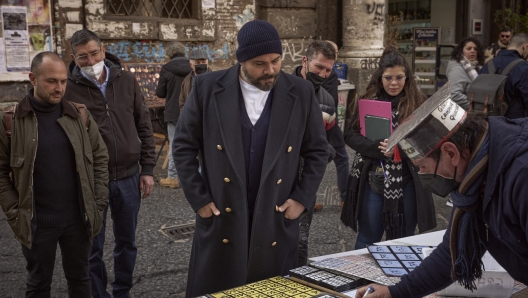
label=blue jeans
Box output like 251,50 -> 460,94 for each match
333,146 -> 349,201
354,180 -> 418,250
167,122 -> 178,179
22,221 -> 91,298
90,174 -> 141,298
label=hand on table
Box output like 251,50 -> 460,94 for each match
379,139 -> 394,158
277,198 -> 304,220
355,284 -> 392,298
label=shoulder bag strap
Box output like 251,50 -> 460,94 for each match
501,59 -> 525,76
487,59 -> 496,74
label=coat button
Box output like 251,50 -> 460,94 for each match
217,145 -> 223,150
222,239 -> 229,244
224,177 -> 231,183
287,146 -> 292,152
225,207 -> 232,212
271,241 -> 277,246
276,179 -> 282,184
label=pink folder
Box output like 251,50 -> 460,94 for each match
358,99 -> 393,137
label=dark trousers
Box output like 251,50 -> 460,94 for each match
354,180 -> 418,249
21,220 -> 91,298
297,199 -> 315,266
90,174 -> 141,298
333,145 -> 349,201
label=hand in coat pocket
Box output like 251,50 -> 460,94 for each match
278,198 -> 305,220
197,202 -> 220,219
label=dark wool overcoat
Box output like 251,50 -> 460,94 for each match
173,65 -> 329,297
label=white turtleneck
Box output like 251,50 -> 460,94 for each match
239,77 -> 270,125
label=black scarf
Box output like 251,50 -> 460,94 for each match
449,126 -> 489,290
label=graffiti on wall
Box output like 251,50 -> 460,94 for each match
343,0 -> 385,46
281,39 -> 306,63
106,42 -> 166,63
106,41 -> 232,63
185,43 -> 230,61
233,6 -> 255,30
276,15 -> 299,36
360,58 -> 380,69
365,0 -> 385,22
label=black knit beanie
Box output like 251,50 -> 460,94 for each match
236,20 -> 283,62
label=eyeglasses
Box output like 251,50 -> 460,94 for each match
382,75 -> 406,83
74,49 -> 102,63
500,35 -> 511,38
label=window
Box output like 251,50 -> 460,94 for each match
106,0 -> 196,19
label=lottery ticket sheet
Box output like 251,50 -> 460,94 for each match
367,245 -> 436,277
196,276 -> 342,298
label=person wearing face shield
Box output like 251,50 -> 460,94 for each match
292,40 -> 337,266
354,84 -> 528,297
479,33 -> 528,119
179,49 -> 211,113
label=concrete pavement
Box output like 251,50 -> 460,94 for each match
0,149 -> 452,297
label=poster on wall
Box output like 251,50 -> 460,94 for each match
0,0 -> 52,78
0,38 -> 6,73
1,5 -> 30,72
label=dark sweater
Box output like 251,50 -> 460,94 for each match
30,95 -> 81,228
240,89 -> 272,217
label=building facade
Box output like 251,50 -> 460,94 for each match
0,0 -> 524,102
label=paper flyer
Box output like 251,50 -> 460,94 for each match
2,6 -> 29,42
0,38 -> 7,73
1,6 -> 30,72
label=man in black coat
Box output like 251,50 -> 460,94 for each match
173,20 -> 328,297
292,40 -> 337,266
156,42 -> 192,189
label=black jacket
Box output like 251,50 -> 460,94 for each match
480,50 -> 528,119
174,65 -> 328,297
323,69 -> 346,147
156,56 -> 192,123
66,52 -> 156,180
292,66 -> 336,140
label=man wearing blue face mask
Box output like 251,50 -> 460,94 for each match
354,84 -> 528,297
65,29 -> 156,298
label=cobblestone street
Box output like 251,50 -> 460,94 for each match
0,149 -> 452,297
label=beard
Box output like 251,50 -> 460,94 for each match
240,64 -> 279,91
35,87 -> 63,105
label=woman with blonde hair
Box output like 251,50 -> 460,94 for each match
341,46 -> 436,249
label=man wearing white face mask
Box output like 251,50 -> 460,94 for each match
65,29 -> 156,298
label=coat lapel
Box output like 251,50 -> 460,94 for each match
260,71 -> 297,182
214,66 -> 247,191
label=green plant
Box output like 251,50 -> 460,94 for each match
494,5 -> 528,34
